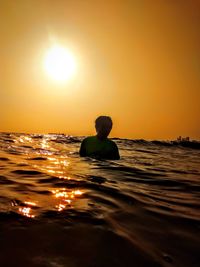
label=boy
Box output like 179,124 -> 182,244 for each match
79,116 -> 120,160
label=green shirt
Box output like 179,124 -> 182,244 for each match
80,136 -> 120,160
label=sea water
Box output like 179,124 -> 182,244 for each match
0,133 -> 199,267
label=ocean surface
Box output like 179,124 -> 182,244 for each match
0,132 -> 199,267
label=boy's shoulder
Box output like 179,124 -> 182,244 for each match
108,139 -> 118,147
82,136 -> 96,143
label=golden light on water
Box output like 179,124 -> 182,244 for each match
52,188 -> 83,212
14,135 -> 33,144
44,45 -> 76,82
13,188 -> 83,217
24,201 -> 36,206
73,190 -> 83,196
11,200 -> 37,218
41,138 -> 49,149
58,176 -> 71,180
19,207 -> 35,218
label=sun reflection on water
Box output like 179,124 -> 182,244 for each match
9,135 -> 82,216
41,138 -> 50,149
14,135 -> 33,144
12,188 -> 83,217
24,201 -> 37,206
58,176 -> 71,180
19,207 -> 35,218
32,155 -> 71,177
52,188 -> 83,212
12,200 -> 37,218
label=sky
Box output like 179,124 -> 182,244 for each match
0,0 -> 199,140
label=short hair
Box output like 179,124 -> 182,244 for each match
95,116 -> 113,128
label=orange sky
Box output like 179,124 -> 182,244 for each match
0,0 -> 199,140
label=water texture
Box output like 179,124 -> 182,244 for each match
0,133 -> 199,267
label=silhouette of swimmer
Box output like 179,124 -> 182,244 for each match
80,116 -> 120,160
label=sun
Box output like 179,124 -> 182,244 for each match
44,45 -> 76,82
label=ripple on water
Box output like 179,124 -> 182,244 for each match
27,157 -> 47,161
11,170 -> 44,176
0,175 -> 15,185
0,157 -> 10,161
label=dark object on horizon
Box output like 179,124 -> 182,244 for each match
79,116 -> 120,160
177,136 -> 190,142
173,136 -> 200,148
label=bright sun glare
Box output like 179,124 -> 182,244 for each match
44,45 -> 76,82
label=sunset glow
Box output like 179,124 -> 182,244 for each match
0,1 -> 199,139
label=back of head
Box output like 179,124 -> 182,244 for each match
95,116 -> 113,139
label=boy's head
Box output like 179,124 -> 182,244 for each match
95,116 -> 113,139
